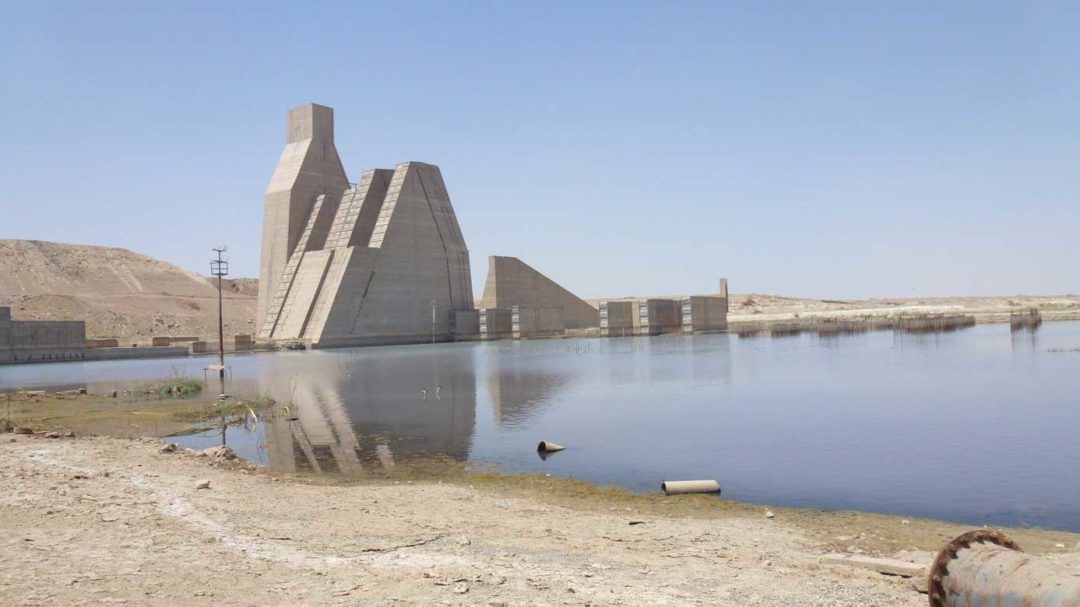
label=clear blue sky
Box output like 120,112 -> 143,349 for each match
2,1 -> 1078,299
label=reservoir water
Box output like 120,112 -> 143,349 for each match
3,322 -> 1079,531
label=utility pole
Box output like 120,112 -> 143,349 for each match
210,247 -> 229,381
431,298 -> 436,345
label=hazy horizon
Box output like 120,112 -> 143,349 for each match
2,1 -> 1078,300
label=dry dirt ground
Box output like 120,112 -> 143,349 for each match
3,434 -> 1079,607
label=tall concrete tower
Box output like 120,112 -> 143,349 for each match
257,103 -> 349,330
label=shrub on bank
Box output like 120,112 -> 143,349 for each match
157,377 -> 202,399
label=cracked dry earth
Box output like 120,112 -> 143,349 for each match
1,436 -> 923,606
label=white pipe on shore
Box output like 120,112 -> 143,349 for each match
661,480 -> 721,495
537,440 -> 565,453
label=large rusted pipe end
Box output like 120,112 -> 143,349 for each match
927,530 -> 1022,607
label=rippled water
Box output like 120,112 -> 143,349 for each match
3,322 -> 1079,530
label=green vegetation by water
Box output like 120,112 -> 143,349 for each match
156,377 -> 203,398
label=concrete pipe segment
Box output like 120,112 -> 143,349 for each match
928,530 -> 1080,607
660,480 -> 721,495
536,441 -> 565,453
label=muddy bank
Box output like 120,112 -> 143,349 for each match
2,433 -> 1079,606
1,390 -> 269,439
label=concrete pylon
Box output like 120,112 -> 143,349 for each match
477,256 -> 599,329
257,103 -> 349,330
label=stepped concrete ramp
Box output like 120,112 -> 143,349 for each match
477,256 -> 599,329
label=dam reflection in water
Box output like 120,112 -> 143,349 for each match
11,321 -> 1078,531
170,335 -> 735,474
254,348 -> 480,473
220,344 -> 580,473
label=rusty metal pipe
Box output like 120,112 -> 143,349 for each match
929,530 -> 1080,607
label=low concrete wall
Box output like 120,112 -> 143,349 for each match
512,306 -> 565,339
85,338 -> 120,348
152,336 -> 200,347
0,307 -> 88,364
84,346 -> 189,361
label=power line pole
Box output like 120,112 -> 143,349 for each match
431,298 -> 436,345
211,247 -> 229,381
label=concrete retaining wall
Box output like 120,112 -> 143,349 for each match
85,338 -> 120,348
450,310 -> 480,341
152,336 -> 199,346
512,306 -> 565,339
480,308 -> 513,341
637,299 -> 681,336
681,296 -> 728,332
0,307 -> 88,364
84,346 -> 189,361
599,301 -> 635,337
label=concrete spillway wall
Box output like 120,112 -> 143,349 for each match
478,256 -> 598,329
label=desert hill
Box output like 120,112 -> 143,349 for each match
0,240 -> 257,342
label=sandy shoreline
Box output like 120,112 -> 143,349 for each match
3,433 -> 1079,606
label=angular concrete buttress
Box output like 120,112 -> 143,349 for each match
477,256 -> 599,329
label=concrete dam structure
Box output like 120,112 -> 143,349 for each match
257,104 -> 473,347
477,256 -> 599,330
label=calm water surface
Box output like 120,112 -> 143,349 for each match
3,322 -> 1079,530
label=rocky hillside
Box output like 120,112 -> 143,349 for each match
0,240 -> 257,342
